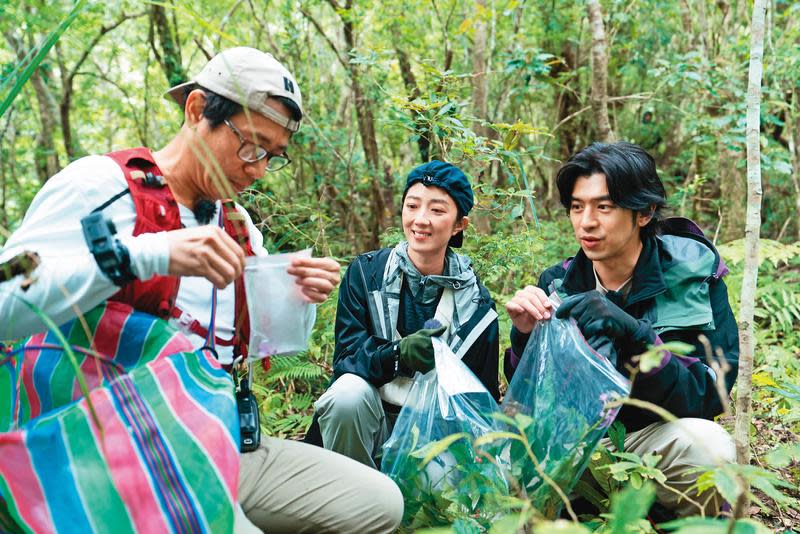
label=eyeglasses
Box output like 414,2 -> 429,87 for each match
224,119 -> 291,172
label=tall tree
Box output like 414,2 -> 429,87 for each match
586,0 -> 613,143
395,47 -> 432,162
56,12 -> 141,160
302,0 -> 389,247
787,89 -> 800,240
734,0 -> 767,486
471,0 -> 490,139
4,31 -> 61,182
149,1 -> 185,86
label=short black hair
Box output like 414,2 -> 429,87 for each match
556,141 -> 667,238
182,86 -> 302,129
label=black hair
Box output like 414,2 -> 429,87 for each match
400,188 -> 466,220
182,86 -> 302,128
556,141 -> 667,239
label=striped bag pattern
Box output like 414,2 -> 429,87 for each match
0,349 -> 240,533
0,300 -> 194,431
0,302 -> 240,533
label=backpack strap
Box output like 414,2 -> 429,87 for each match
105,148 -> 182,318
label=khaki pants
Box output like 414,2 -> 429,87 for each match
314,373 -> 394,469
599,418 -> 735,517
234,436 -> 403,533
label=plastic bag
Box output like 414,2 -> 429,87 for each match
381,338 -> 509,529
244,249 -> 313,358
500,298 -> 630,518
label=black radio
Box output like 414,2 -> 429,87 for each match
236,373 -> 261,453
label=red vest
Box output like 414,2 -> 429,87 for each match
105,147 -> 252,358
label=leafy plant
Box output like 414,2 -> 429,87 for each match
385,428 -> 512,531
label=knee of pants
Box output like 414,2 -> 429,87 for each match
316,373 -> 379,421
349,470 -> 405,533
660,418 -> 735,466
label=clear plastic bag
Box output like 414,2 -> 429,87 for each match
381,338 -> 509,528
244,249 -> 313,358
500,298 -> 630,518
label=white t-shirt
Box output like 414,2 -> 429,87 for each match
0,154 -> 313,363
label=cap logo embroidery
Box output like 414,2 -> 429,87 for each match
284,77 -> 294,93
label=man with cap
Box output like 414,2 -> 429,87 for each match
306,160 -> 500,468
0,47 -> 402,533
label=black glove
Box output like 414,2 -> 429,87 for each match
586,334 -> 619,367
398,326 -> 447,373
556,291 -> 655,356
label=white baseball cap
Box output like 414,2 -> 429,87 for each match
166,47 -> 303,132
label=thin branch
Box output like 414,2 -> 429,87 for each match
299,5 -> 348,69
216,0 -> 245,49
244,0 -> 279,56
699,334 -> 732,416
64,12 -> 145,91
194,37 -> 212,60
75,70 -> 146,144
549,93 -> 653,135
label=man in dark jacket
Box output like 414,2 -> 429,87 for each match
308,161 -> 500,469
505,142 -> 738,517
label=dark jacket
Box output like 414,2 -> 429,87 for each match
334,248 -> 500,400
506,220 -> 739,431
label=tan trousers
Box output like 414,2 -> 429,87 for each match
234,436 -> 403,533
600,418 -> 735,517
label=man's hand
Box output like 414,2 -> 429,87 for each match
505,285 -> 553,334
166,226 -> 245,289
399,326 -> 447,373
556,290 -> 655,354
286,256 -> 341,303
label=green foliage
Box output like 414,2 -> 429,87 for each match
659,517 -> 772,534
766,443 -> 800,469
0,0 -> 87,117
720,240 -> 800,348
717,239 -> 800,269
386,427 -> 511,531
693,463 -> 798,512
605,482 -> 657,534
2,0 -> 800,531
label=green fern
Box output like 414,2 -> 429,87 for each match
265,355 -> 327,382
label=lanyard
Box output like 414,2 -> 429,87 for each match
205,205 -> 224,350
203,206 -> 252,386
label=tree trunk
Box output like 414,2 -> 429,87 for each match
4,32 -> 61,182
718,143 -> 746,243
149,2 -> 186,87
734,0 -> 767,491
471,0 -> 490,139
395,48 -> 431,163
787,89 -> 800,240
57,13 -> 139,160
586,0 -> 614,143
29,73 -> 60,182
337,1 -> 387,247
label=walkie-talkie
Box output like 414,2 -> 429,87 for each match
236,368 -> 261,452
